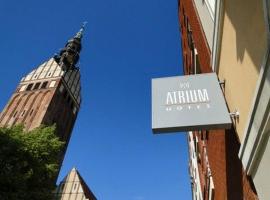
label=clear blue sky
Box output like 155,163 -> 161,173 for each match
0,0 -> 191,199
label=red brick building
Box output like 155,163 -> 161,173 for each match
178,0 -> 211,75
178,0 -> 258,199
0,27 -> 85,177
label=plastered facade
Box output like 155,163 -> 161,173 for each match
217,0 -> 267,141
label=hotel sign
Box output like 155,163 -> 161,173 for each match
152,73 -> 232,133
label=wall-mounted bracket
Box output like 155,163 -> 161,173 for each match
219,79 -> 226,89
230,110 -> 240,119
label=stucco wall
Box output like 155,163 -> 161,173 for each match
217,0 -> 267,141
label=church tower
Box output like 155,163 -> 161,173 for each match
0,25 -> 85,163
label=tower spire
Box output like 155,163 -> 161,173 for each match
75,21 -> 87,39
54,23 -> 87,71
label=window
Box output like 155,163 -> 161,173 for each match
67,96 -> 71,105
26,83 -> 34,91
70,102 -> 74,110
61,183 -> 65,191
41,81 -> 48,89
21,110 -> 26,117
181,24 -> 183,34
13,111 -> 18,117
190,53 -> 194,74
200,131 -> 204,140
49,81 -> 56,88
33,82 -> 41,90
186,17 -> 189,31
63,89 -> 68,99
19,85 -> 27,92
194,136 -> 200,162
190,48 -> 201,75
73,183 -> 77,190
185,54 -> 188,70
187,24 -> 194,50
29,109 -> 34,116
194,136 -> 197,153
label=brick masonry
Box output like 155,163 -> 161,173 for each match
178,0 -> 211,74
0,59 -> 81,179
178,0 -> 258,199
0,75 -> 78,142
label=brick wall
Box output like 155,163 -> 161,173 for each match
178,0 -> 258,199
0,75 -> 79,182
178,0 -> 211,75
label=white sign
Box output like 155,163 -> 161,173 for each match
152,73 -> 232,133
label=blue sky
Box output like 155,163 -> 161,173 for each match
0,0 -> 191,199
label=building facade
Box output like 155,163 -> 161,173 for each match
179,0 -> 270,199
54,168 -> 97,200
0,27 -> 84,177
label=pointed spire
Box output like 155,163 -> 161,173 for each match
54,23 -> 87,71
71,167 -> 77,171
75,21 -> 87,39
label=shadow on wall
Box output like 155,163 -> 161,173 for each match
225,129 -> 257,200
224,0 -> 267,73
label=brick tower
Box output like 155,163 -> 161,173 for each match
0,25 -> 84,166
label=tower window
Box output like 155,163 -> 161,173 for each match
61,183 -> 65,191
67,96 -> 71,105
33,82 -> 41,90
21,110 -> 26,117
26,83 -> 34,91
19,85 -> 27,92
49,81 -> 56,88
13,111 -> 18,117
41,81 -> 48,89
63,89 -> 68,99
183,8 -> 186,26
70,102 -> 74,110
29,109 -> 34,116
